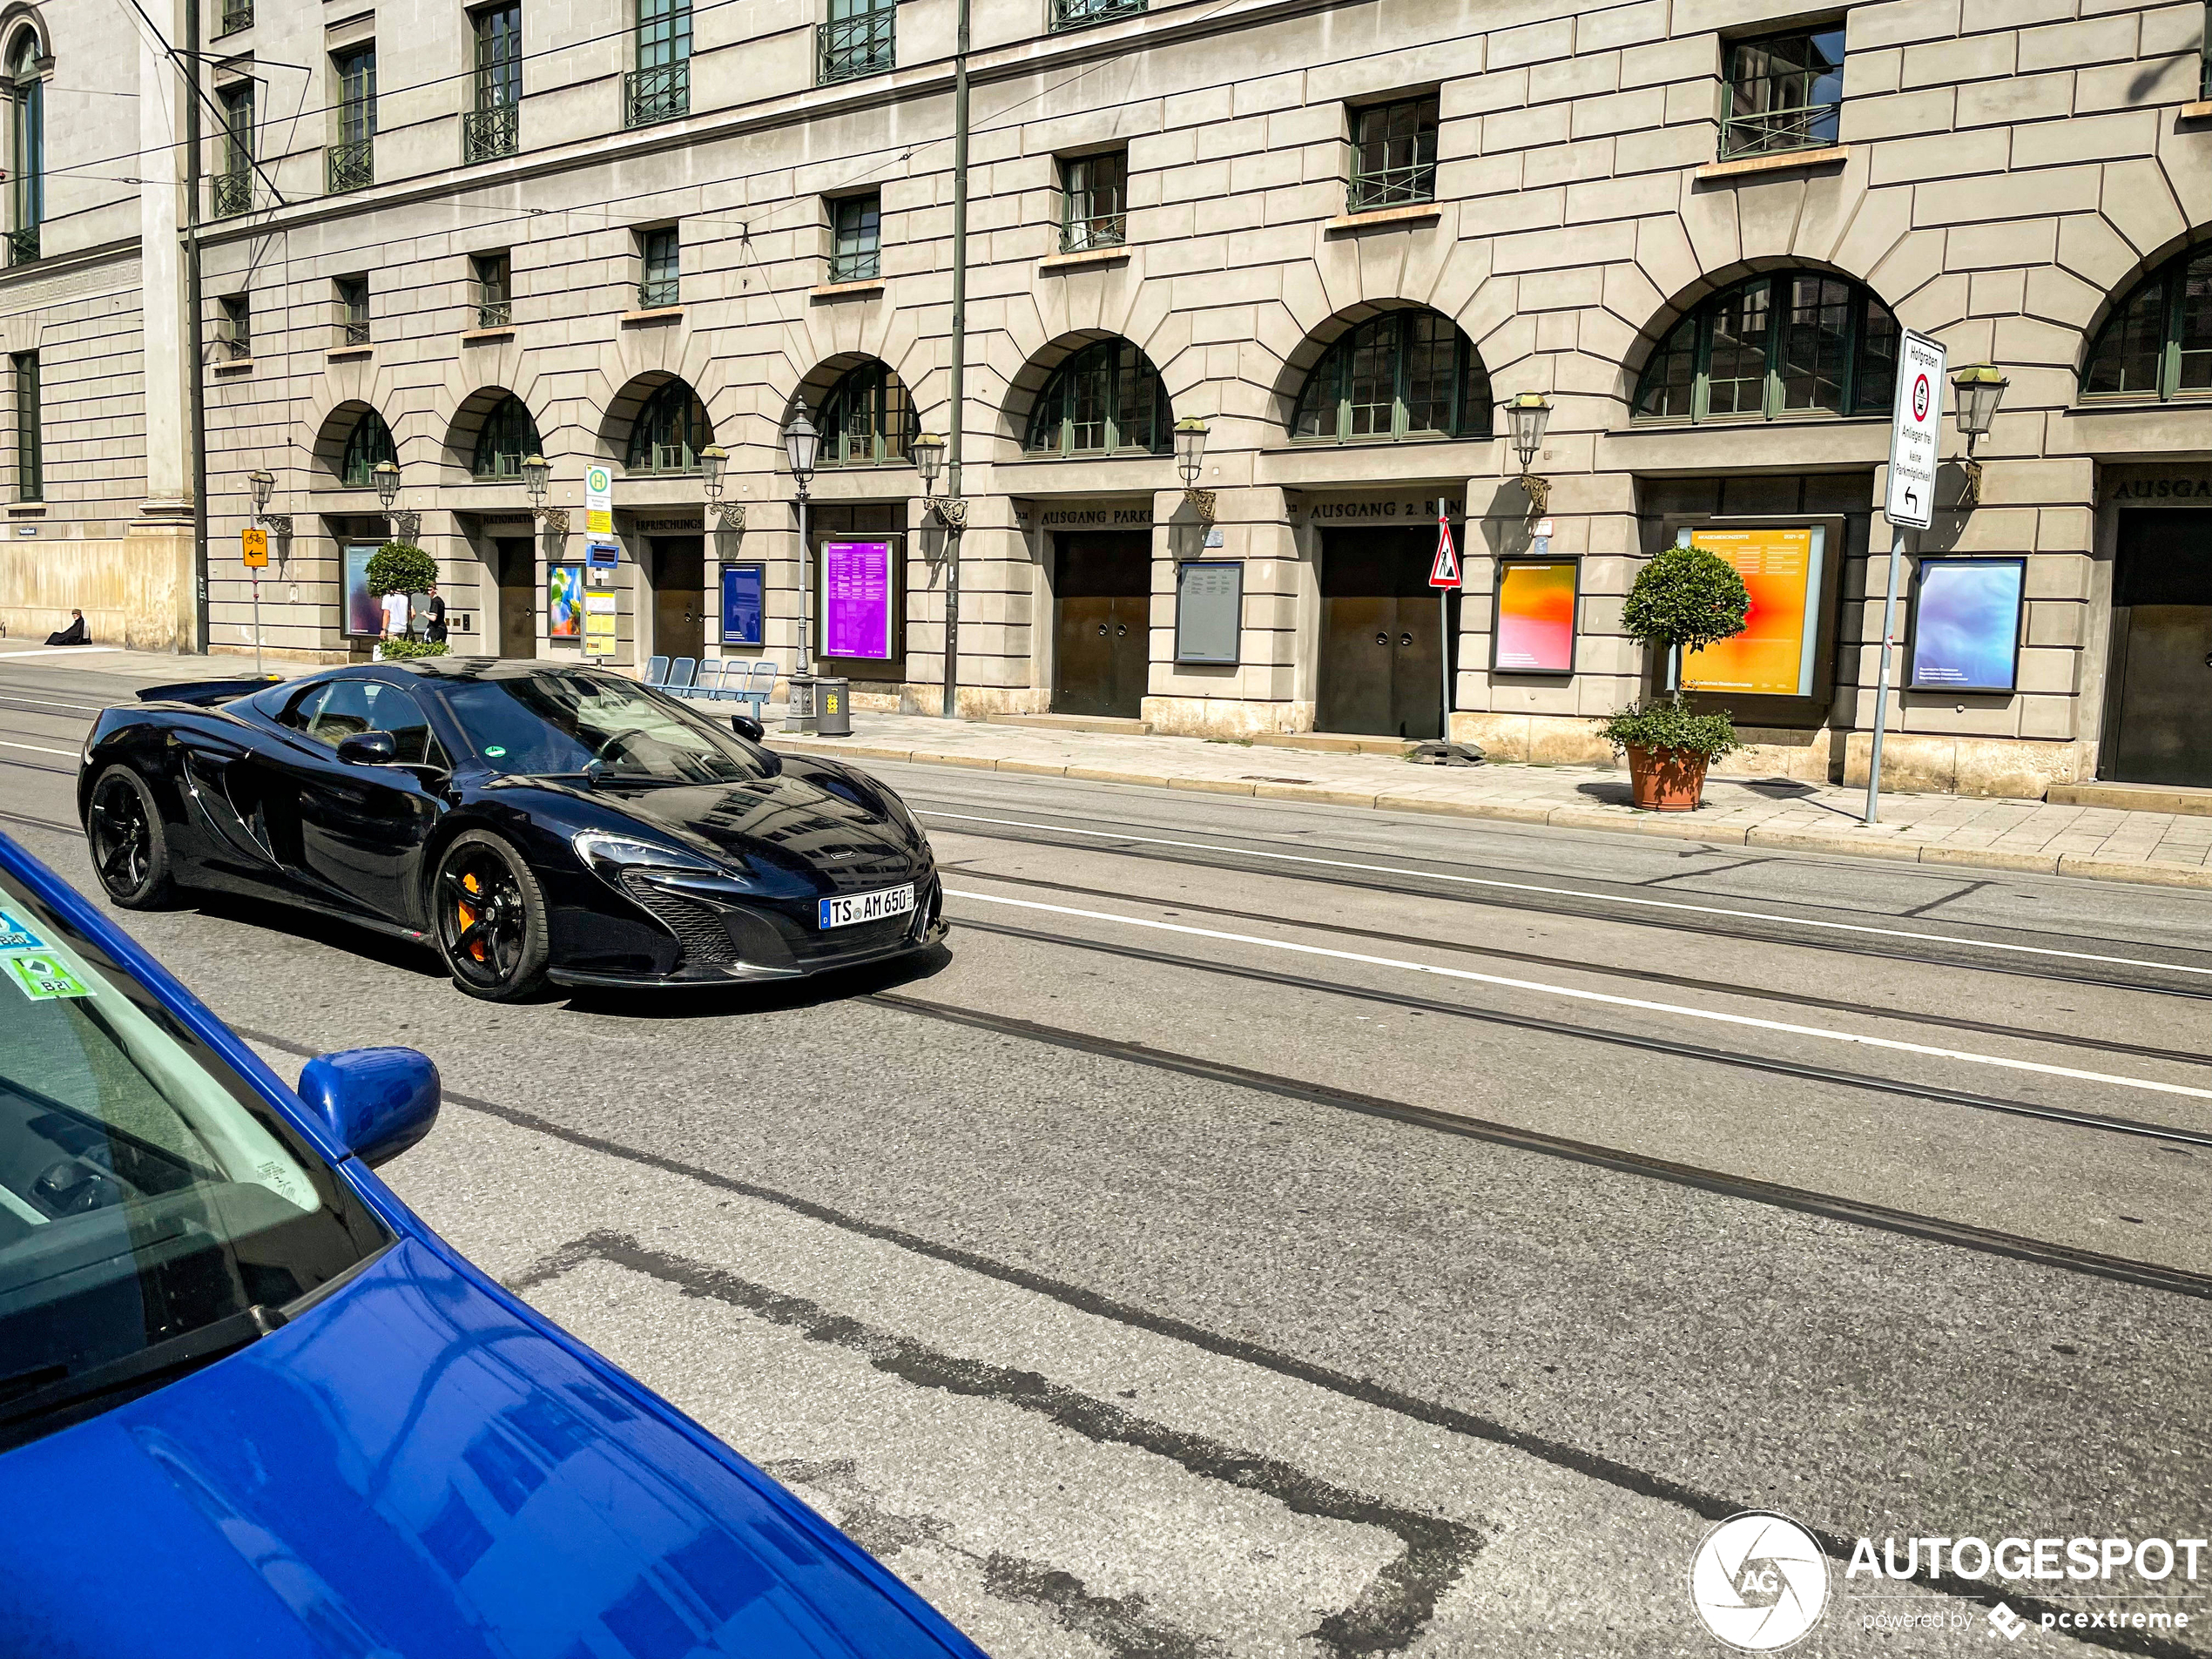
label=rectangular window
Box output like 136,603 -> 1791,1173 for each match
1049,0 -> 1144,30
829,194 -> 880,283
1703,280 -> 1771,417
328,44 -> 376,192
818,0 -> 894,85
628,0 -> 691,125
218,294 -> 251,359
1060,151 -> 1127,253
13,351 -> 38,502
1348,94 -> 1439,212
335,275 -> 369,347
215,0 -> 253,36
1723,26 -> 1845,158
212,82 -> 253,217
638,226 -> 678,308
465,3 -> 522,162
473,251 -> 512,328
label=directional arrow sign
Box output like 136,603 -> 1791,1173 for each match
1885,329 -> 1946,530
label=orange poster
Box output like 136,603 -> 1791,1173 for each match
1679,526 -> 1824,698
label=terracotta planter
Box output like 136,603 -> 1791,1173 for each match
1625,744 -> 1710,812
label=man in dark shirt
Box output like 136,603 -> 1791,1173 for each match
421,583 -> 448,645
44,610 -> 87,645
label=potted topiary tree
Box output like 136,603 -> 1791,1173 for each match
1597,543 -> 1751,811
364,542 -> 448,658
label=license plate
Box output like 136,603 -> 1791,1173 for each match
817,884 -> 915,929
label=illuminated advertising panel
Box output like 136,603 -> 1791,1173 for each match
1493,561 -> 1577,675
1680,526 -> 1825,698
1910,556 -> 2025,694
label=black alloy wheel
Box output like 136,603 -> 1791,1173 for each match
86,765 -> 176,908
432,831 -> 550,1001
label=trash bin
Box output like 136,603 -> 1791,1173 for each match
814,677 -> 852,737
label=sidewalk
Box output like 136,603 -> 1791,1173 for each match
770,712 -> 2212,891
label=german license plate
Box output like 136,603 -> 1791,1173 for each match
818,884 -> 915,929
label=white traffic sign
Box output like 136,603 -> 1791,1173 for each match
1885,330 -> 1946,529
1429,516 -> 1461,588
585,464 -> 613,536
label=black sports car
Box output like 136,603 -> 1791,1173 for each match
76,658 -> 946,1001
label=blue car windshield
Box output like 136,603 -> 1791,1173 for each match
439,671 -> 771,785
0,866 -> 390,1447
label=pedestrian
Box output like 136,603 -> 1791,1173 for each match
381,587 -> 410,643
420,583 -> 448,645
43,609 -> 88,646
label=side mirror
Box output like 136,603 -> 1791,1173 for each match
336,731 -> 398,766
297,1047 -> 441,1167
730,714 -> 765,744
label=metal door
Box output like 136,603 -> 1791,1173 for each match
652,536 -> 706,664
1317,527 -> 1444,739
495,536 -> 536,658
2108,512 -> 2212,787
1053,531 -> 1150,719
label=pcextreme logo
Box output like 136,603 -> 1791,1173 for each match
1689,1512 -> 1831,1651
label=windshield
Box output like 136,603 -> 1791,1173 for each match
0,863 -> 390,1445
440,671 -> 772,785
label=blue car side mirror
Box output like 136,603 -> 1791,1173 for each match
297,1047 -> 441,1167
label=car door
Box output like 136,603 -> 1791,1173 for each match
168,681 -> 327,896
290,678 -> 448,929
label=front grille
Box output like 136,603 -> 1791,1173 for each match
621,873 -> 735,970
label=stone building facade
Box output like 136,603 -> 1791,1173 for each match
7,0 -> 2212,799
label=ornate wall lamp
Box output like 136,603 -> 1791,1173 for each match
698,444 -> 745,530
521,453 -> 569,533
1504,393 -> 1553,521
1174,417 -> 1213,523
1949,364 -> 2009,508
909,431 -> 968,529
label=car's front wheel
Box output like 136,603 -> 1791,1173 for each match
431,831 -> 550,1001
85,764 -> 178,909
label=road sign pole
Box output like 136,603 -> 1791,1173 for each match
1870,328 -> 1946,826
1437,501 -> 1451,743
1864,524 -> 1905,826
251,568 -> 262,678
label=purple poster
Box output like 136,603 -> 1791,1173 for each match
822,539 -> 893,660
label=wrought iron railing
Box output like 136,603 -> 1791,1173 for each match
817,10 -> 894,84
222,334 -> 252,361
1348,156 -> 1435,211
1050,0 -> 1143,29
1720,99 -> 1840,158
624,63 -> 688,126
326,139 -> 374,193
341,314 -> 370,347
476,299 -> 512,328
210,172 -> 251,219
462,105 -> 518,164
1062,209 -> 1126,253
637,275 -> 679,309
828,246 -> 880,284
4,227 -> 37,266
217,0 -> 252,33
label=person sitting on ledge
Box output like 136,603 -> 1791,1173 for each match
44,610 -> 87,646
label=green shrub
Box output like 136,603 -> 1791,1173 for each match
365,542 -> 438,598
378,637 -> 449,660
1597,696 -> 1743,761
1622,544 -> 1750,656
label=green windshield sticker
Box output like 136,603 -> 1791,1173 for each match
6,954 -> 92,1001
484,746 -> 507,757
0,911 -> 46,952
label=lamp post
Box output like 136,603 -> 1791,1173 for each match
1950,363 -> 2009,508
1505,393 -> 1554,521
784,412 -> 819,733
1173,417 -> 1213,523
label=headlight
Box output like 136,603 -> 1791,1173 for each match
570,831 -> 721,885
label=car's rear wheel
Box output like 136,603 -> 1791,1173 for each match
85,765 -> 177,909
432,831 -> 550,1001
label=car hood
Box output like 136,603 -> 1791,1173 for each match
0,1238 -> 974,1659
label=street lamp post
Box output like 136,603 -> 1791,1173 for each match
785,412 -> 819,733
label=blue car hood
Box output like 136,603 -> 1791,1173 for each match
0,1238 -> 968,1659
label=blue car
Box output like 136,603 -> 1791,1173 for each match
0,829 -> 985,1657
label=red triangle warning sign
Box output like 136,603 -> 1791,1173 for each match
1430,518 -> 1461,588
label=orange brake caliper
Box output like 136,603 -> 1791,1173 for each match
458,872 -> 485,962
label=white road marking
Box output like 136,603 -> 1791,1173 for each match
0,645 -> 125,660
942,887 -> 2212,1105
921,809 -> 2212,978
0,738 -> 78,758
0,693 -> 105,713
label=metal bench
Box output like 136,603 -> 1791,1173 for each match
684,658 -> 726,700
664,657 -> 698,696
644,655 -> 670,687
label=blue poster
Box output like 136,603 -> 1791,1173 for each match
720,563 -> 764,646
1910,557 -> 2025,694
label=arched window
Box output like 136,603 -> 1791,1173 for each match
624,380 -> 710,473
2081,245 -> 2212,401
1024,339 -> 1170,456
472,394 -> 541,477
8,30 -> 42,264
1291,311 -> 1491,442
341,408 -> 396,488
1634,271 -> 1898,422
818,361 -> 913,466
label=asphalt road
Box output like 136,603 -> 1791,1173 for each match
6,650 -> 2212,1658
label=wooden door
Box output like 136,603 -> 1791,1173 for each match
651,536 -> 706,664
1317,528 -> 1444,740
1052,532 -> 1151,719
495,537 -> 536,658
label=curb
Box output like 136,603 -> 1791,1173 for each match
768,738 -> 2212,893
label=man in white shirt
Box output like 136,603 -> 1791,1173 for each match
381,589 -> 411,642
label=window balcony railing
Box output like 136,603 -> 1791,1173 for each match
462,105 -> 518,164
340,315 -> 370,347
326,139 -> 374,194
210,171 -> 251,219
828,247 -> 880,284
1348,158 -> 1436,212
637,275 -> 680,309
216,0 -> 252,34
1720,99 -> 1841,158
4,227 -> 37,266
1050,0 -> 1143,29
1061,210 -> 1126,253
476,299 -> 512,329
624,62 -> 688,127
817,10 -> 894,85
221,334 -> 252,361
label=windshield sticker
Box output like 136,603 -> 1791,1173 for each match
0,910 -> 46,951
6,954 -> 93,1001
484,745 -> 507,757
